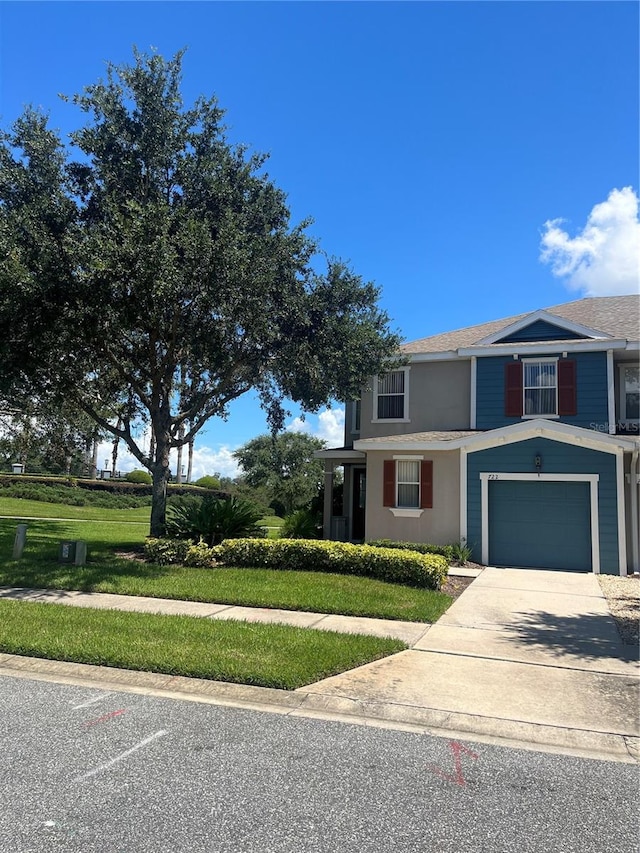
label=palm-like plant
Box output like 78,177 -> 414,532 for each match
166,495 -> 264,546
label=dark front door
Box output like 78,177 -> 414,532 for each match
352,467 -> 366,541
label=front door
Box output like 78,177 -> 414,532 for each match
352,467 -> 366,541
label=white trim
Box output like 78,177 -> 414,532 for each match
405,340 -> 637,362
630,450 -> 639,574
479,472 -> 600,573
406,351 -> 459,362
470,356 -> 477,429
314,450 -> 366,460
392,454 -> 423,461
607,351 -> 615,434
372,366 -> 411,423
388,508 -> 424,518
475,309 -> 614,345
616,449 -> 627,576
458,339 -> 628,358
460,447 -> 467,542
354,418 -> 640,454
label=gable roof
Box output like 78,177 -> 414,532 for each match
402,295 -> 640,355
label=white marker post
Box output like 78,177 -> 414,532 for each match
12,524 -> 27,559
74,540 -> 88,566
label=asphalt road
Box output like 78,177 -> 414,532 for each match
0,675 -> 637,853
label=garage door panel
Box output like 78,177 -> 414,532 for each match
489,480 -> 591,571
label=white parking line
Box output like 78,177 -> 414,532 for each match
73,730 -> 168,782
72,693 -> 114,710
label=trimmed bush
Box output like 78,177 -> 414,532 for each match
124,469 -> 153,484
215,538 -> 448,590
368,539 -> 455,562
144,538 -> 218,568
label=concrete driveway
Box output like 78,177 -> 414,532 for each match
298,568 -> 640,761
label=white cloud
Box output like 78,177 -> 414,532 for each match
539,187 -> 640,296
97,439 -> 241,481
286,406 -> 345,447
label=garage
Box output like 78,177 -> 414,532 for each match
488,479 -> 592,571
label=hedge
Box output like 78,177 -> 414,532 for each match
215,538 -> 448,590
0,474 -> 228,499
367,539 -> 455,562
144,538 -> 218,568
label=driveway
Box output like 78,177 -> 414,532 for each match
297,568 -> 639,761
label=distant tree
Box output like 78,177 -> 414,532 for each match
0,50 -> 400,536
233,432 -> 326,515
0,398 -> 105,476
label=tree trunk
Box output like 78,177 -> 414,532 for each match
149,429 -> 171,537
175,424 -> 184,483
111,420 -> 121,476
187,436 -> 194,483
91,436 -> 99,479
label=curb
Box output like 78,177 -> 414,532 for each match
0,653 -> 636,765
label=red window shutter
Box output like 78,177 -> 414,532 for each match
383,460 -> 396,507
420,460 -> 433,509
505,362 -> 523,417
558,359 -> 577,416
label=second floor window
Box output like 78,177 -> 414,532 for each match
523,359 -> 557,416
375,369 -> 409,420
620,364 -> 640,423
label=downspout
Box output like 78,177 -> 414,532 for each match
607,350 -> 615,434
631,449 -> 639,575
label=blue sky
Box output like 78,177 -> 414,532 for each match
1,1 -> 638,476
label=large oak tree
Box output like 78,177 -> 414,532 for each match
0,51 -> 400,535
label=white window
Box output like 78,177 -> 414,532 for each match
523,359 -> 557,416
373,368 -> 410,421
396,460 -> 420,508
619,364 -> 640,424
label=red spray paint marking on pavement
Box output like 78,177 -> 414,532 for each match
84,709 -> 126,727
428,740 -> 479,787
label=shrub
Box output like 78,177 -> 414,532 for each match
144,538 -> 218,568
144,538 -> 191,566
215,539 -> 448,590
450,538 -> 473,566
165,495 -> 264,546
125,469 -> 153,485
368,539 -> 455,562
194,475 -> 221,490
280,509 -> 321,539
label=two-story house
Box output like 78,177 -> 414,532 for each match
317,295 -> 640,575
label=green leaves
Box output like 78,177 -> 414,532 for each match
1,49 -> 400,536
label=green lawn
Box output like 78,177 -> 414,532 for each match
0,511 -> 452,622
0,497 -> 150,523
0,599 -> 405,689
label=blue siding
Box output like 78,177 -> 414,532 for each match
500,320 -> 584,343
466,438 -> 619,574
476,351 -> 609,430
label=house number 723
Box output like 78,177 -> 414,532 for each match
488,474 -> 499,480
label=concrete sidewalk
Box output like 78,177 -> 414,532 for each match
0,586 -> 436,645
0,568 -> 637,762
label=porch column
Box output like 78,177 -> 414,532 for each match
323,462 -> 335,540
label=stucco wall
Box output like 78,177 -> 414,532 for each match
364,449 -> 461,545
358,360 -> 471,440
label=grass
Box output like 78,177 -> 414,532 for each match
0,513 -> 453,622
0,599 -> 405,689
0,497 -> 151,523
